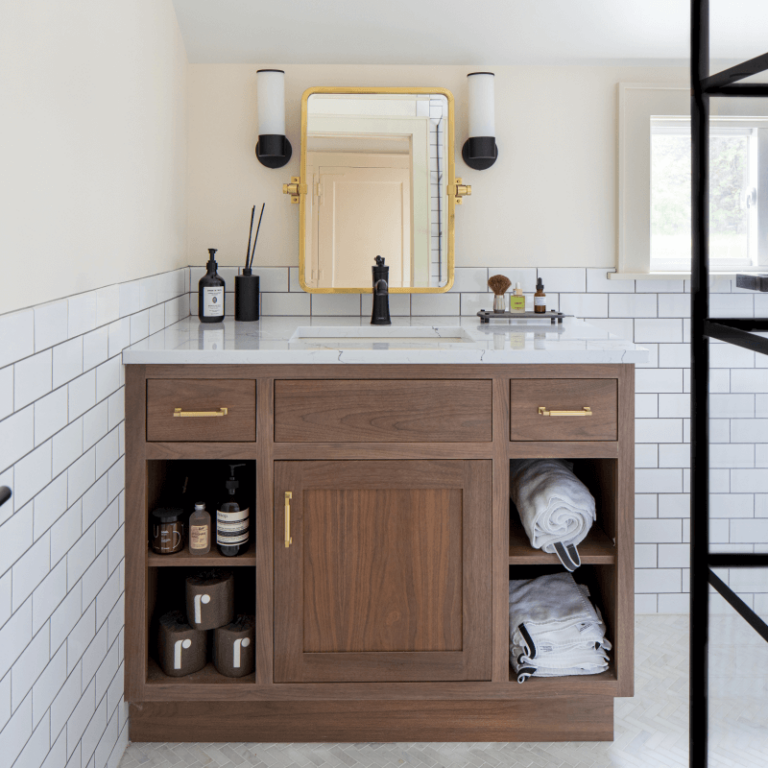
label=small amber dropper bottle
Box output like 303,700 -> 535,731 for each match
534,278 -> 546,314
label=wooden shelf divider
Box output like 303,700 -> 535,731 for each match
147,539 -> 256,567
508,522 -> 615,565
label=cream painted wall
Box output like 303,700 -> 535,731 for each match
0,0 -> 188,315
186,63 -> 692,271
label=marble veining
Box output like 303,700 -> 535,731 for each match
122,315 -> 649,365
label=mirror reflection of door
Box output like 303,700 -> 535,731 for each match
308,154 -> 411,288
303,93 -> 449,290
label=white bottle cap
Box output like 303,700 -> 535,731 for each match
515,282 -> 521,289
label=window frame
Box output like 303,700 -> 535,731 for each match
617,83 -> 768,277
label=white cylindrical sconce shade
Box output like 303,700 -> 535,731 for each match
257,69 -> 286,135
463,72 -> 498,170
255,69 -> 292,168
467,72 -> 495,137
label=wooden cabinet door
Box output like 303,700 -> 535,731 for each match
274,460 -> 492,683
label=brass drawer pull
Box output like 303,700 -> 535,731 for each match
173,407 -> 228,418
285,492 -> 293,548
538,406 -> 592,417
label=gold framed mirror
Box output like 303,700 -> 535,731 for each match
291,87 -> 461,293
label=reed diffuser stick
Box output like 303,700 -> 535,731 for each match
245,205 -> 256,269
248,203 -> 266,270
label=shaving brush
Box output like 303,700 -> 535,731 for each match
488,274 -> 512,313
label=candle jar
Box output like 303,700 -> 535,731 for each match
150,508 -> 184,554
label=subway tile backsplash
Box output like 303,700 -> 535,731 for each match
0,268 -> 187,768
0,263 -> 766,767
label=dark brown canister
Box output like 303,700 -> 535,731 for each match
213,615 -> 255,677
157,610 -> 207,677
185,569 -> 235,630
150,508 -> 184,554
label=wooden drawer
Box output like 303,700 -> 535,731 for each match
274,380 -> 493,442
510,379 -> 617,441
146,379 -> 256,442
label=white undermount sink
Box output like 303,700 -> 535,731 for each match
289,325 -> 474,347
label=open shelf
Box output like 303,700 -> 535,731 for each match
147,538 -> 256,567
508,520 -> 615,565
146,657 -> 255,686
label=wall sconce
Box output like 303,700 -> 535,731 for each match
462,72 -> 498,170
255,69 -> 292,169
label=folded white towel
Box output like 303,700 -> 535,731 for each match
509,573 -> 611,683
510,459 -> 596,571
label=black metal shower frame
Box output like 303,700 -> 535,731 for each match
690,2 -> 768,766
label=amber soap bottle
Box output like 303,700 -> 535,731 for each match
534,278 -> 546,314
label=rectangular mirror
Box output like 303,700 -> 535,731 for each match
299,87 -> 455,292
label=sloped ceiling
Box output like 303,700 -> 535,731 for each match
172,0 -> 768,65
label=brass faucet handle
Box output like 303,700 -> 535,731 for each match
452,178 -> 472,205
282,177 -> 304,204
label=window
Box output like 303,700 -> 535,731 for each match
651,119 -> 764,271
618,83 -> 768,275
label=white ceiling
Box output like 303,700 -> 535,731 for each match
172,0 -> 768,65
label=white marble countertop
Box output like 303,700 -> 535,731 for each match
122,316 -> 648,365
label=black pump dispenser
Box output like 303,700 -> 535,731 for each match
226,463 -> 246,495
199,248 -> 226,323
217,463 -> 249,557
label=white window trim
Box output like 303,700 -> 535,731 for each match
615,82 -> 768,279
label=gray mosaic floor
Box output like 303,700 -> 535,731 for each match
120,614 -> 767,768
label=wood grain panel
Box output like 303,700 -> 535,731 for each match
124,365 -> 147,702
146,379 -> 256,442
274,380 -> 492,442
256,378 -> 275,685
510,379 -> 617,441
136,668 -> 619,702
275,460 -> 491,683
507,441 -> 618,459
616,364 -> 635,696
129,697 -> 614,742
491,377 -> 511,682
303,488 -> 462,653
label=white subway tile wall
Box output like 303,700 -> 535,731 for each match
2,263 -> 766,768
0,269 -> 188,768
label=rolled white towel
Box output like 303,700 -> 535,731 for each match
510,459 -> 596,571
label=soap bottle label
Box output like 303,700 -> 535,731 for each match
217,507 -> 249,546
203,287 -> 224,317
509,295 -> 525,312
190,525 -> 209,551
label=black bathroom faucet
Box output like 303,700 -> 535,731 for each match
370,255 -> 391,325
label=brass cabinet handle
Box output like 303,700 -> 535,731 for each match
538,406 -> 592,417
284,492 -> 293,548
173,407 -> 228,418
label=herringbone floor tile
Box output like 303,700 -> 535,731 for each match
121,615 -> 767,768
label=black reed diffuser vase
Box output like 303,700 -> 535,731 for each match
235,270 -> 259,321
199,249 -> 225,323
236,204 -> 264,322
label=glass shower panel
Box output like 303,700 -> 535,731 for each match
707,568 -> 768,766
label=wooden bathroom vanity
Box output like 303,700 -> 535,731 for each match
123,317 -> 641,742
